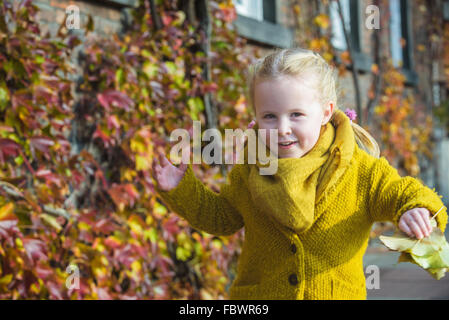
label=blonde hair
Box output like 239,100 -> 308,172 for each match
246,47 -> 380,158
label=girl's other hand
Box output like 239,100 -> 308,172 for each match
398,208 -> 433,239
151,151 -> 188,192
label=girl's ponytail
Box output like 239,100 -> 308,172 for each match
350,122 -> 380,158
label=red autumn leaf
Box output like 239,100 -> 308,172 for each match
93,218 -> 117,234
162,14 -> 172,25
0,220 -> 21,245
95,169 -> 108,189
97,90 -> 133,111
35,168 -> 62,187
130,242 -> 147,258
162,216 -> 180,242
104,236 -> 122,249
29,136 -> 54,154
35,263 -> 53,280
92,126 -> 114,148
97,287 -> 112,300
71,169 -> 85,186
107,115 -> 120,130
23,238 -> 48,263
34,85 -> 56,104
46,281 -> 64,300
203,82 -> 218,93
115,244 -> 136,268
108,183 -> 139,209
0,138 -> 21,164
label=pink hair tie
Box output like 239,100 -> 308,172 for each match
248,119 -> 256,129
344,108 -> 357,124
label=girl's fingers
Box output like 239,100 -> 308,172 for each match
399,219 -> 413,237
151,157 -> 162,177
159,152 -> 171,167
412,211 -> 430,237
408,217 -> 424,239
419,209 -> 432,234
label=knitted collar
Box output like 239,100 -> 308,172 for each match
243,109 -> 355,234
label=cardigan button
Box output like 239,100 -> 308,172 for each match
288,274 -> 298,286
290,244 -> 297,254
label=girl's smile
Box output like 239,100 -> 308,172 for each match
278,141 -> 298,149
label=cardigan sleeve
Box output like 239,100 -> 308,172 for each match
154,163 -> 245,236
368,156 -> 448,233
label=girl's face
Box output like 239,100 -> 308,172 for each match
254,75 -> 333,159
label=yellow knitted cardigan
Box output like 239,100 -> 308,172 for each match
154,110 -> 448,300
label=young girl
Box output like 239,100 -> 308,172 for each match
151,48 -> 448,300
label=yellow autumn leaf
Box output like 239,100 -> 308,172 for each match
0,202 -> 15,221
314,14 -> 329,29
135,154 -> 151,171
40,213 -> 62,232
176,246 -> 191,261
0,274 -> 13,286
379,218 -> 449,279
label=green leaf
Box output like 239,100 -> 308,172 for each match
143,61 -> 158,79
165,61 -> 176,75
14,155 -> 23,166
35,55 -> 45,65
116,68 -> 124,86
187,97 -> 204,121
0,84 -> 9,111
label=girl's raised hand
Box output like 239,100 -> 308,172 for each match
398,208 -> 433,239
151,151 -> 188,192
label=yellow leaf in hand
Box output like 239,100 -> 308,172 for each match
379,218 -> 449,280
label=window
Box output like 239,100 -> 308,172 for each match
233,0 -> 276,23
330,0 -> 350,50
234,0 -> 263,21
444,0 -> 449,21
330,0 -> 360,52
389,0 -> 412,70
232,0 -> 293,48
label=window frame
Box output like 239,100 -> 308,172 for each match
103,0 -> 137,7
330,0 -> 372,73
389,0 -> 417,86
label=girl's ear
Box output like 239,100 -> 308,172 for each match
322,101 -> 334,125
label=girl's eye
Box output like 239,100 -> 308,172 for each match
263,114 -> 275,119
292,112 -> 303,117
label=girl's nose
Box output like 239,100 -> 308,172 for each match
278,119 -> 292,136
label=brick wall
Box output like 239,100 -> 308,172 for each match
33,0 -> 128,38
